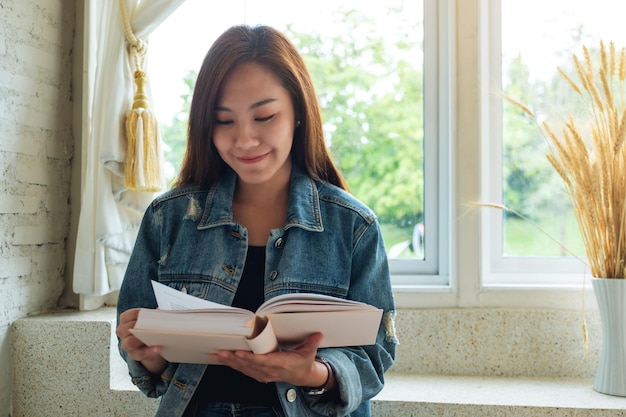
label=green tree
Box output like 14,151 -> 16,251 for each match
287,7 -> 423,229
160,70 -> 196,185
501,38 -> 595,256
502,54 -> 553,219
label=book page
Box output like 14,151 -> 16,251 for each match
130,328 -> 257,364
268,309 -> 382,348
257,292 -> 377,315
134,308 -> 253,335
151,280 -> 231,310
245,317 -> 279,354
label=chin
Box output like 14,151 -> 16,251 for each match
233,158 -> 291,186
236,170 -> 274,185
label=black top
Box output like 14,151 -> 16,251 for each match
192,245 -> 280,407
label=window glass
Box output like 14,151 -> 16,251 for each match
150,0 -> 426,263
500,0 -> 626,258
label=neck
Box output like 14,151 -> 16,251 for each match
231,165 -> 292,246
235,180 -> 289,207
234,166 -> 291,208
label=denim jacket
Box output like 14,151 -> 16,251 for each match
117,164 -> 397,417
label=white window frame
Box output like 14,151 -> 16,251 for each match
477,0 -> 593,309
481,0 -> 587,288
397,0 -> 595,310
392,0 -> 454,307
390,0 -> 451,289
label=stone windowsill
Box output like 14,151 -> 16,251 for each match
11,307 -> 626,417
374,373 -> 626,416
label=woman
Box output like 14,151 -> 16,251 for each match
116,24 -> 397,417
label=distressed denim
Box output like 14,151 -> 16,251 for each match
117,164 -> 398,417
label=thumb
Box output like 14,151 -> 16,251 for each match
298,332 -> 324,352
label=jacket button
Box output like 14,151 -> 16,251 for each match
274,237 -> 284,248
286,388 -> 297,402
269,270 -> 278,280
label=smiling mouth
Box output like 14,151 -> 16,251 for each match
238,153 -> 269,164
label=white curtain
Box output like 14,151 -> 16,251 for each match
73,0 -> 186,296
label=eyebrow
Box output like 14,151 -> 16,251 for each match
215,98 -> 278,112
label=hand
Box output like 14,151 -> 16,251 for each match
116,308 -> 168,374
208,333 -> 330,388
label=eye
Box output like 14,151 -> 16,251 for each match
256,114 -> 276,123
215,119 -> 233,126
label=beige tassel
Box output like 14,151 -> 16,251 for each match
119,0 -> 164,192
124,70 -> 164,191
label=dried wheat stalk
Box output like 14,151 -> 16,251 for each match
522,41 -> 626,278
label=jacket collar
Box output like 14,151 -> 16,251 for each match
198,163 -> 324,232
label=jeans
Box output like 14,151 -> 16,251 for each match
183,402 -> 284,417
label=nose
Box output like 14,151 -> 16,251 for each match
234,120 -> 260,149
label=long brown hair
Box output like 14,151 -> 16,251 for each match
173,25 -> 348,191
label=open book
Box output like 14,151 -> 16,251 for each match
129,281 -> 383,364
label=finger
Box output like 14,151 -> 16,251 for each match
121,334 -> 146,351
119,308 -> 140,323
116,322 -> 135,339
121,335 -> 162,361
306,332 -> 325,347
117,310 -> 138,334
212,350 -> 270,376
294,332 -> 324,354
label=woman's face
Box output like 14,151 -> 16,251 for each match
212,62 -> 296,187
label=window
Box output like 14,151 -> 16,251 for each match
149,0 -> 449,288
118,0 -> 626,308
485,0 -> 626,286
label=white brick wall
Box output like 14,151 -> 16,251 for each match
0,0 -> 75,415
